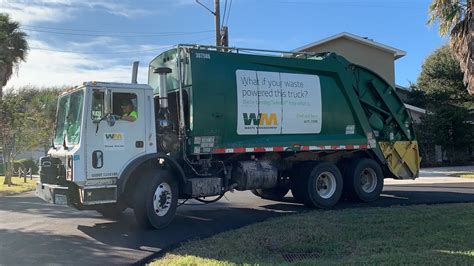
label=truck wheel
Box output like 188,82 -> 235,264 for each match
251,189 -> 262,197
254,187 -> 290,201
292,162 -> 343,208
343,158 -> 383,202
133,170 -> 178,229
96,202 -> 127,220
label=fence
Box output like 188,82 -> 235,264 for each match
12,168 -> 33,183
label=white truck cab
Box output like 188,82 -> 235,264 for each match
37,82 -> 156,208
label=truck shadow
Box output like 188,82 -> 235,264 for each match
77,206 -> 292,254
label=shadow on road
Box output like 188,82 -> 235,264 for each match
0,228 -> 135,265
77,206 -> 289,253
0,194 -> 90,219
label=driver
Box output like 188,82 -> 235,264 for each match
120,99 -> 138,122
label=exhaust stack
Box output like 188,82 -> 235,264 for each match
154,67 -> 172,110
131,61 -> 139,84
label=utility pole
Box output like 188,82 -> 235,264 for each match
196,0 -> 228,47
214,0 -> 221,46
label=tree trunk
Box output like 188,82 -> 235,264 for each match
3,146 -> 12,186
0,82 -> 8,185
450,2 -> 473,94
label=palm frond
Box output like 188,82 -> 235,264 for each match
0,13 -> 29,87
428,0 -> 465,35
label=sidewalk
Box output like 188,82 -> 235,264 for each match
385,165 -> 474,185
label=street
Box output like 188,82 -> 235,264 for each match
0,167 -> 473,265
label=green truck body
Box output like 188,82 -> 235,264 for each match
149,46 -> 419,180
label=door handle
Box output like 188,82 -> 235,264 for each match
92,150 -> 103,169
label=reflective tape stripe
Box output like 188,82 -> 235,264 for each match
209,144 -> 369,154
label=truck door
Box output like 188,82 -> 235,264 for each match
86,87 -> 147,180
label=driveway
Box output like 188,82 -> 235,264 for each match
0,166 -> 473,265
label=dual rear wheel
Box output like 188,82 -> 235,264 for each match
343,158 -> 384,202
291,161 -> 344,208
290,159 -> 383,208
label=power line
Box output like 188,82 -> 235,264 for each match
222,0 -> 228,26
28,36 -> 215,54
21,28 -> 214,38
225,0 -> 233,27
29,46 -> 169,54
272,0 -> 426,10
195,0 -> 215,15
21,24 -> 213,35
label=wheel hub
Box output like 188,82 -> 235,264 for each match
315,171 -> 336,199
360,168 -> 377,193
153,182 -> 172,217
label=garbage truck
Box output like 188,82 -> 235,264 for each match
36,44 -> 420,229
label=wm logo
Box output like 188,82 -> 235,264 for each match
105,133 -> 123,140
243,113 -> 278,126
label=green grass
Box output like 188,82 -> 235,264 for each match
449,172 -> 474,178
152,203 -> 474,265
0,176 -> 37,196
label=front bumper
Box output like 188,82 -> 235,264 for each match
36,182 -> 70,205
36,182 -> 118,207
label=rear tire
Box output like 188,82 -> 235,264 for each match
133,170 -> 178,229
291,162 -> 343,208
343,158 -> 383,202
254,187 -> 290,201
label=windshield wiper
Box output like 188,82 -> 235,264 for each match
50,137 -> 57,150
62,131 -> 69,151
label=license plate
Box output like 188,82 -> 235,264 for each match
54,194 -> 68,205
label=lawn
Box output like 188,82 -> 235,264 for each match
152,203 -> 474,265
0,176 -> 37,196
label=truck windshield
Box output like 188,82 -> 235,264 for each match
54,90 -> 84,146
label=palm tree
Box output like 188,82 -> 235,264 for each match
0,13 -> 29,95
0,13 -> 29,185
428,0 -> 473,94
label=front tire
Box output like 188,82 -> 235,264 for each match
133,170 -> 178,229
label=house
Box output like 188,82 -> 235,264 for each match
294,32 -> 426,121
294,32 -> 406,88
395,85 -> 426,123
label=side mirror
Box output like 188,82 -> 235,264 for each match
106,114 -> 116,127
104,89 -> 112,115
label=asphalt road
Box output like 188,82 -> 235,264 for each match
0,171 -> 473,265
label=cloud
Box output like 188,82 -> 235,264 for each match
82,1 -> 150,18
1,1 -> 74,24
5,39 -> 168,89
1,0 -> 150,24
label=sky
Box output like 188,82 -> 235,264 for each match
1,0 -> 447,89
